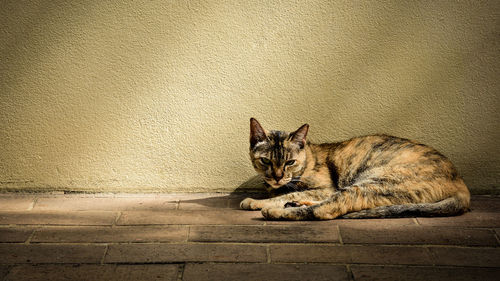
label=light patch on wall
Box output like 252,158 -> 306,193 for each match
0,1 -> 498,193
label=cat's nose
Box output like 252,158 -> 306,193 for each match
273,171 -> 283,182
273,175 -> 283,182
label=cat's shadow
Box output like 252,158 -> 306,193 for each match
173,175 -> 268,209
232,175 -> 268,193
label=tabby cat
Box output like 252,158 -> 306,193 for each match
240,118 -> 470,220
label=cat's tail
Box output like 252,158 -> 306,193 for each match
341,196 -> 469,219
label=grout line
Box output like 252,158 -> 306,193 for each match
24,228 -> 37,244
424,246 -> 436,266
345,264 -> 354,281
2,265 -> 16,281
100,244 -> 109,264
492,229 -> 500,246
337,225 -> 344,245
186,226 -> 191,243
27,197 -> 39,211
6,241 -> 497,248
6,222 -> 494,228
175,200 -> 180,210
2,268 -> 10,281
112,212 -> 122,227
266,245 -> 271,264
176,263 -> 186,281
413,218 -> 420,225
0,261 -> 490,268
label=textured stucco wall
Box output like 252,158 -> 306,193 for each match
1,1 -> 498,193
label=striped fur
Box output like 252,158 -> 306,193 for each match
241,118 -> 470,220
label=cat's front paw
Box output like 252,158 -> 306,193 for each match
240,198 -> 262,210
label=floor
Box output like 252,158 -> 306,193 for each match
0,193 -> 498,281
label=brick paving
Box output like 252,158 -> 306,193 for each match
0,193 -> 498,280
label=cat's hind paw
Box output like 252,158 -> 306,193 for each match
262,206 -> 316,220
261,207 -> 286,220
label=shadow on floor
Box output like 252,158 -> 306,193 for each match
170,175 -> 268,209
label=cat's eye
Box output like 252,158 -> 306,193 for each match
260,158 -> 271,165
285,160 -> 296,166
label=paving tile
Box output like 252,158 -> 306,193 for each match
429,246 -> 500,267
351,265 -> 500,281
111,264 -> 179,281
4,264 -> 178,281
189,225 -> 339,243
335,218 -> 417,226
228,198 -> 246,209
117,210 -> 263,225
0,211 -> 118,226
0,265 -> 11,280
270,244 -> 432,265
105,243 -> 267,263
229,193 -> 268,200
0,196 -> 35,211
0,244 -> 106,264
34,197 -> 177,211
31,226 -> 188,243
267,218 -> 416,226
340,225 -> 497,246
416,212 -> 500,227
227,194 -> 269,209
97,193 -> 176,198
0,227 -> 34,242
265,219 -> 336,226
178,197 -> 229,210
183,263 -> 349,281
33,193 -> 96,198
157,193 -> 232,200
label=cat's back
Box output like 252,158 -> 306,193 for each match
326,134 -> 460,184
333,134 -> 447,163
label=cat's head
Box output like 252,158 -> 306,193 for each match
249,118 -> 309,189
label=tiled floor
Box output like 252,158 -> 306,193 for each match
0,193 -> 499,280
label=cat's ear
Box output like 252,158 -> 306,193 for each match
250,118 -> 267,148
290,124 -> 309,148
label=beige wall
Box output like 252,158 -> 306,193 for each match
1,1 -> 498,193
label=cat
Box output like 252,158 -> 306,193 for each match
240,118 -> 470,220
